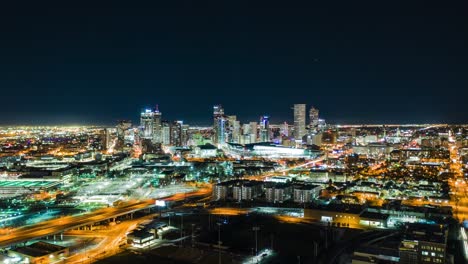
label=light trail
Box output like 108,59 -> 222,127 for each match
279,155 -> 325,172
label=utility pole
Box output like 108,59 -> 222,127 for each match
191,223 -> 195,247
217,222 -> 222,264
180,213 -> 184,247
270,233 -> 274,250
251,248 -> 254,264
253,226 -> 260,263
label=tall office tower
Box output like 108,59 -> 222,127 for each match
152,105 -> 162,143
241,123 -> 251,144
309,106 -> 319,130
181,124 -> 189,146
140,108 -> 155,139
259,116 -> 270,142
293,104 -> 306,140
281,122 -> 289,137
232,120 -> 240,143
215,118 -> 227,145
104,128 -> 113,151
249,121 -> 258,143
213,105 -> 226,145
227,115 -> 237,143
161,121 -> 171,145
170,121 -> 182,146
116,120 -> 132,140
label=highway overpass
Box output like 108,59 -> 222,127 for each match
0,200 -> 156,248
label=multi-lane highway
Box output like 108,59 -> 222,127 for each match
65,217 -> 148,264
0,186 -> 212,248
0,200 -> 155,248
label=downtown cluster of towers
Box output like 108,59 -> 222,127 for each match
134,104 -> 323,148
212,104 -> 322,146
138,105 -> 188,146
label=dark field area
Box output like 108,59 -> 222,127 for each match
97,212 -> 362,264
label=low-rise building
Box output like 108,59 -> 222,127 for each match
293,184 -> 322,203
265,183 -> 292,203
399,223 -> 447,264
9,241 -> 69,264
127,230 -> 155,248
359,211 -> 389,228
212,180 -> 262,201
241,181 -> 263,201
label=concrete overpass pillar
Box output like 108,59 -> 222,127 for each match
60,233 -> 63,241
53,234 -> 56,241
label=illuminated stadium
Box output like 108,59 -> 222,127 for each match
0,179 -> 61,197
226,142 -> 321,159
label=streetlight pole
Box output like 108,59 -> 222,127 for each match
191,223 -> 195,247
180,213 -> 184,247
253,226 -> 260,263
217,222 -> 222,264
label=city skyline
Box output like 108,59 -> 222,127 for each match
1,102 -> 468,127
1,2 -> 468,262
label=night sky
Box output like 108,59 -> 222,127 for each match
0,2 -> 467,125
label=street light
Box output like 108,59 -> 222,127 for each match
252,226 -> 260,263
191,223 -> 195,248
180,213 -> 184,247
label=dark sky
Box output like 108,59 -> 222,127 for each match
1,1 -> 467,125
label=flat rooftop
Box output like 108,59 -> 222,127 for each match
12,241 -> 67,257
0,180 -> 60,188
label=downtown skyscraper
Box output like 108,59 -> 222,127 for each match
259,115 -> 270,142
309,106 -> 319,131
140,105 -> 162,143
213,105 -> 226,145
293,104 -> 306,140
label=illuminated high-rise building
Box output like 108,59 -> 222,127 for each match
161,121 -> 171,145
170,121 -> 182,146
281,122 -> 289,137
227,115 -> 237,143
232,120 -> 240,143
181,124 -> 189,146
213,105 -> 227,145
102,128 -> 112,151
309,106 -> 319,130
140,109 -> 154,139
116,120 -> 132,140
241,123 -> 252,144
152,105 -> 162,143
215,118 -> 227,145
226,115 -> 240,143
259,115 -> 270,142
249,121 -> 258,143
139,106 -> 162,143
294,104 -> 306,140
